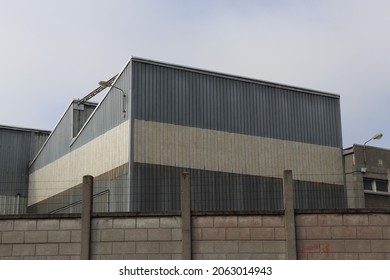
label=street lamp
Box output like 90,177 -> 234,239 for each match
99,80 -> 127,117
362,133 -> 383,170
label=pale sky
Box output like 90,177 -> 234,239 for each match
1,0 -> 389,149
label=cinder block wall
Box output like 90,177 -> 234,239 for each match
91,216 -> 182,260
0,215 -> 183,260
192,215 -> 286,260
296,212 -> 390,260
0,218 -> 81,260
1,211 -> 390,260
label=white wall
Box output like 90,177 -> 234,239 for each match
28,121 -> 130,206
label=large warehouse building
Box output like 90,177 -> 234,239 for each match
0,125 -> 50,214
28,57 -> 346,213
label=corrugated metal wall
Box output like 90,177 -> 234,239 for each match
0,127 -> 49,196
29,104 -> 74,172
24,57 -> 346,213
131,59 -> 342,148
28,164 -> 128,214
130,163 -> 345,211
0,126 -> 49,213
0,195 -> 27,215
31,60 -> 132,172
72,102 -> 97,138
129,58 -> 345,211
71,62 -> 132,150
28,61 -> 133,212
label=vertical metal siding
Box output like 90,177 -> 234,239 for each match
72,103 -> 96,137
294,180 -> 346,209
0,195 -> 27,214
132,61 -> 342,148
28,62 -> 132,213
130,163 -> 345,211
30,63 -> 132,171
71,62 -> 131,150
0,127 -> 49,213
0,128 -> 49,196
29,106 -> 74,172
129,59 -> 345,212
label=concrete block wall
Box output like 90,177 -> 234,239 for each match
192,215 -> 287,260
1,211 -> 389,260
0,218 -> 81,260
296,212 -> 390,260
91,216 -> 182,260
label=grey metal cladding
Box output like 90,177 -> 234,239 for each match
72,64 -> 132,150
130,163 -> 345,212
28,105 -> 74,172
30,64 -> 132,172
0,127 -> 49,196
132,60 -> 342,148
70,93 -> 124,150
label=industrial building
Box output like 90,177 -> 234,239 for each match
0,125 -> 50,214
27,57 -> 346,213
344,144 -> 390,208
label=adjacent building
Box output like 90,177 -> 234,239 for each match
344,144 -> 390,208
0,125 -> 50,214
27,57 -> 346,213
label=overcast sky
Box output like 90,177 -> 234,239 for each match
1,0 -> 389,149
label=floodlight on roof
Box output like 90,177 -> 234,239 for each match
363,132 -> 383,168
98,80 -> 113,88
98,79 -> 127,118
77,74 -> 118,105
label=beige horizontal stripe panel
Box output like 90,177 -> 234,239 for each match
28,120 -> 130,206
134,120 -> 344,185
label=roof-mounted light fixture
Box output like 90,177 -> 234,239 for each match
362,132 -> 383,171
77,74 -> 118,105
98,81 -> 113,88
99,80 -> 127,118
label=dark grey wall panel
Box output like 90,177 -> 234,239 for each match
0,126 -> 49,197
72,103 -> 97,137
130,163 -> 346,212
293,180 -> 347,209
132,60 -> 342,148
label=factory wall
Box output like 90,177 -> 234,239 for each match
28,62 -> 133,213
129,59 -> 345,211
25,57 -> 346,213
0,126 -> 50,214
28,121 -> 129,211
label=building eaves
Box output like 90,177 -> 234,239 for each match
0,124 -> 51,134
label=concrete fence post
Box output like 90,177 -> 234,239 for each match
80,175 -> 93,260
283,170 -> 297,260
181,172 -> 192,260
